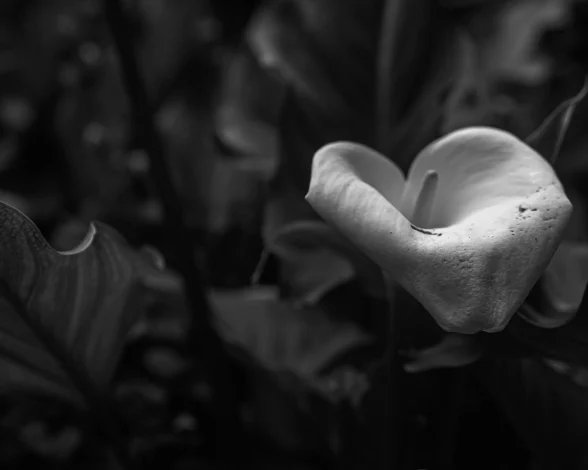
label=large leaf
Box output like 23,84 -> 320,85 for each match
0,202 -> 177,406
474,356 -> 588,468
210,286 -> 373,384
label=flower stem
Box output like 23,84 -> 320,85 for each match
412,170 -> 438,228
102,0 -> 248,466
375,0 -> 403,154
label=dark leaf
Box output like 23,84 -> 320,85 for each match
265,220 -> 386,302
0,202 -> 177,406
475,356 -> 588,468
136,0 -> 211,96
540,241 -> 588,322
277,249 -> 355,305
218,0 -> 490,245
487,299 -> 588,369
210,286 -> 373,383
19,421 -> 81,461
253,0 -> 466,180
402,333 -> 482,373
467,0 -> 572,87
525,76 -> 588,164
215,46 -> 284,178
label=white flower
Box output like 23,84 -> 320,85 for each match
306,127 -> 572,333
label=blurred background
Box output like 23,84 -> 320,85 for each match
1,0 -> 588,469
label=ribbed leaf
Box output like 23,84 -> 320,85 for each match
0,202 -> 177,406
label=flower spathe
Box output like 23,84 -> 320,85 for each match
306,127 -> 572,333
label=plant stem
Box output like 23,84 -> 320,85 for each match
375,0 -> 403,154
434,368 -> 466,469
525,75 -> 588,164
102,0 -> 247,466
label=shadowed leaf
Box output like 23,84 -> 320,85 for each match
210,286 -> 372,383
278,250 -> 355,305
475,356 -> 588,467
0,202 -> 178,406
489,296 -> 588,369
541,241 -> 588,322
233,0 -> 488,243
266,220 -> 386,301
525,76 -> 588,163
402,333 -> 483,373
215,46 -> 284,177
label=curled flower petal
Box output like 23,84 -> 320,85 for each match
306,142 -> 412,277
402,128 -> 567,228
306,127 -> 572,334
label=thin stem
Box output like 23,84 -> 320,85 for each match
375,0 -> 403,154
375,2 -> 407,465
412,170 -> 438,228
102,0 -> 247,466
525,75 -> 588,165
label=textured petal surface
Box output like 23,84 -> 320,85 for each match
402,128 -> 572,332
307,129 -> 572,333
403,127 -> 566,227
305,142 -> 411,277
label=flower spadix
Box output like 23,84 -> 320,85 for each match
306,127 -> 572,333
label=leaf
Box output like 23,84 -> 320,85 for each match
266,220 -> 386,302
402,333 -> 483,373
210,286 -> 373,383
0,202 -> 177,406
541,241 -> 588,321
136,0 -> 209,96
19,422 -> 81,461
525,76 -> 588,163
215,46 -> 284,178
251,0 -> 466,177
474,356 -> 588,467
488,298 -> 588,368
278,250 -> 356,305
245,0 -> 517,262
470,0 -> 572,87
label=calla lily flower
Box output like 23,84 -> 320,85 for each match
306,127 -> 572,333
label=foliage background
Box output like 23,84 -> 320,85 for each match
1,0 -> 588,469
